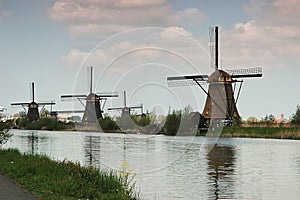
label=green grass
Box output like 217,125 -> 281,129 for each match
0,149 -> 139,200
222,127 -> 300,140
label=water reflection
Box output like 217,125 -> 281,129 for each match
84,135 -> 101,166
4,130 -> 300,199
17,131 -> 51,155
27,131 -> 39,154
206,144 -> 236,199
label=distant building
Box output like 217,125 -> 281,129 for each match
273,114 -> 289,124
57,112 -> 82,123
67,116 -> 81,123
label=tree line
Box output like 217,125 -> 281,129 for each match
1,105 -> 300,134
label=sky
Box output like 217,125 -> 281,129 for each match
0,0 -> 300,120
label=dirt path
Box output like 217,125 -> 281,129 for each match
0,174 -> 37,200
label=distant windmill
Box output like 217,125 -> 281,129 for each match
0,107 -> 7,112
167,26 -> 263,126
108,91 -> 143,117
11,82 -> 55,122
61,66 -> 118,124
0,107 -> 7,118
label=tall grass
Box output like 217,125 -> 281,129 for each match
0,149 -> 139,200
222,127 -> 300,140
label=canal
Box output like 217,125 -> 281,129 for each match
3,130 -> 300,199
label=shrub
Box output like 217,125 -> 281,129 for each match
26,118 -> 66,131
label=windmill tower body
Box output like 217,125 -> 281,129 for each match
27,82 -> 39,122
82,93 -> 102,124
121,91 -> 131,117
27,102 -> 39,122
202,70 -> 239,120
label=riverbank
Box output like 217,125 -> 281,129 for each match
221,126 -> 300,140
0,149 -> 139,200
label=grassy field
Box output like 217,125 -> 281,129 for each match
0,149 -> 139,200
222,126 -> 300,140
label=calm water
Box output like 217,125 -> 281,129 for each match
3,130 -> 300,199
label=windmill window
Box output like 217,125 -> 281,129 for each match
206,108 -> 209,115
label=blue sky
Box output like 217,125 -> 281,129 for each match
0,0 -> 300,120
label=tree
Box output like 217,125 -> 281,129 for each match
261,114 -> 275,126
98,116 -> 119,132
291,105 -> 300,125
247,116 -> 259,124
164,110 -> 181,135
40,108 -> 49,118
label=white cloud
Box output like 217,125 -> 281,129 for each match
161,26 -> 192,40
62,27 -> 209,77
219,0 -> 300,71
113,0 -> 167,8
67,23 -> 133,37
244,0 -> 300,26
49,0 -> 206,37
178,8 -> 207,25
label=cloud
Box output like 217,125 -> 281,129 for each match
113,0 -> 167,8
48,0 -> 206,37
67,23 -> 132,38
244,0 -> 300,26
62,27 -> 209,77
0,0 -> 11,20
178,8 -> 207,25
219,0 -> 300,71
0,10 -> 10,19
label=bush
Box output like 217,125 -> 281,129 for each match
0,120 -> 14,131
26,118 -> 66,131
99,116 -> 119,132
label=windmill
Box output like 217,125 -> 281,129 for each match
167,26 -> 263,127
11,82 -> 55,122
61,66 -> 118,124
0,107 -> 7,118
108,91 -> 143,117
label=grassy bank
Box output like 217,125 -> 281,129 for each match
222,126 -> 300,140
0,149 -> 139,200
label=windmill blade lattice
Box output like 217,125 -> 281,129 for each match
167,75 -> 208,87
226,67 -> 263,78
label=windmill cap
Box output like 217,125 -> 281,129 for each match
208,70 -> 232,83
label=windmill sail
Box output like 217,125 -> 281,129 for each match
167,75 -> 208,87
226,67 -> 263,78
11,82 -> 55,122
108,91 -> 143,117
61,67 -> 118,124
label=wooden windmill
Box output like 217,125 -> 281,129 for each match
167,26 -> 262,126
11,82 -> 55,122
61,66 -> 118,124
108,91 -> 143,117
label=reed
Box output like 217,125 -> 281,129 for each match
222,127 -> 300,140
0,149 -> 139,200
